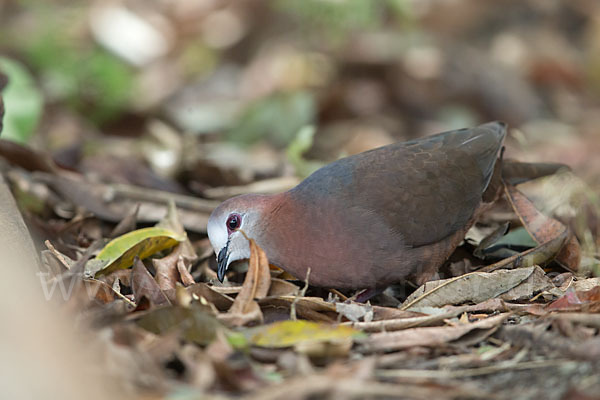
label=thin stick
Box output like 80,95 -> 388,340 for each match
291,268 -> 311,321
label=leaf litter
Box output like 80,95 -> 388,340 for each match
5,135 -> 597,399
2,10 -> 600,397
15,173 -> 600,399
27,177 -> 598,399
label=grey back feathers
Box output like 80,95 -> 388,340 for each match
290,122 -> 506,248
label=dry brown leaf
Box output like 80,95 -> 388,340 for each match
401,266 -> 542,310
229,238 -> 271,312
364,313 -> 509,353
220,238 -> 271,326
574,277 -> 600,292
177,258 -> 195,286
131,257 -> 169,306
258,297 -> 337,323
153,243 -> 182,291
103,269 -> 133,288
82,278 -> 116,304
267,278 -> 299,296
187,283 -> 234,311
499,265 -> 555,301
546,286 -> 600,312
505,184 -> 581,271
268,296 -> 337,313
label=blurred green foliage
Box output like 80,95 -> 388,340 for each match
227,91 -> 315,147
275,0 -> 414,43
0,57 -> 43,144
25,32 -> 133,124
286,125 -> 324,178
276,0 -> 378,38
5,3 -> 134,125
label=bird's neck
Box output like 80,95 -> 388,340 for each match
251,192 -> 306,278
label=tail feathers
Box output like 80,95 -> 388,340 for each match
502,160 -> 570,185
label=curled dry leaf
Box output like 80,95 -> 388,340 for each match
505,184 -> 581,271
177,258 -> 195,286
219,238 -> 271,326
153,243 -> 196,293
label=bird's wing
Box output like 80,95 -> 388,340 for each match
292,122 -> 506,248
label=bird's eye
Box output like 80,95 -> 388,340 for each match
226,213 -> 241,233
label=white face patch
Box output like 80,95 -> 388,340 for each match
207,212 -> 228,257
207,209 -> 252,276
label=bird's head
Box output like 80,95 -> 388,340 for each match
207,194 -> 270,282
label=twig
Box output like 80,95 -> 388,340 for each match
110,183 -> 219,212
290,268 -> 310,321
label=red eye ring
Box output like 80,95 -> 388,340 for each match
226,213 -> 241,234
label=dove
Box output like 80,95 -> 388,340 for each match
207,122 -> 564,290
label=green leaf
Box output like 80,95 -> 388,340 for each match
0,57 -> 43,144
251,320 -> 366,348
90,227 -> 187,276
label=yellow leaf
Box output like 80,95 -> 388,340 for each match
251,320 -> 365,348
94,227 -> 186,275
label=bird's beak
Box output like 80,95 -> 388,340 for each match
217,245 -> 229,283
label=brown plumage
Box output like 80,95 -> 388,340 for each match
207,122 -> 565,289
